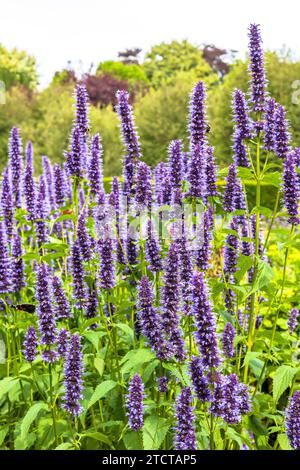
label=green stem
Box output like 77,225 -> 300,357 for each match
48,363 -> 58,447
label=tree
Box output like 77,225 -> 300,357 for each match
0,44 -> 38,90
83,73 -> 131,108
97,61 -> 148,85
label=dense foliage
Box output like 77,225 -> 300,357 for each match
1,24 -> 300,451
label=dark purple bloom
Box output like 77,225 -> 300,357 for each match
288,308 -> 299,333
187,143 -> 206,200
0,222 -> 11,293
75,84 -> 89,140
135,162 -> 152,208
126,374 -> 144,431
71,240 -> 86,305
285,390 -> 300,450
222,322 -> 235,358
57,329 -> 69,359
63,333 -> 84,416
23,326 -> 38,362
35,176 -> 49,248
145,220 -> 163,272
126,236 -> 137,268
209,372 -> 225,417
224,220 -> 239,277
36,263 -> 57,347
11,232 -> 25,292
191,271 -> 221,368
1,167 -> 14,239
154,162 -> 171,204
76,213 -> 91,261
138,276 -> 172,360
168,140 -> 183,189
42,156 -> 56,210
264,98 -> 277,151
174,387 -> 197,450
53,163 -> 67,206
223,164 -> 237,212
162,243 -> 186,362
274,105 -> 291,159
195,209 -> 212,271
179,235 -> 193,315
206,146 -> 218,196
233,129 -> 250,168
232,89 -> 252,139
52,275 -> 72,319
189,356 -> 212,402
234,178 -> 247,222
248,24 -> 267,113
157,376 -> 169,393
67,125 -> 83,178
99,227 -> 115,289
23,142 -> 36,220
282,151 -> 300,224
88,134 -> 104,195
238,383 -> 252,415
221,374 -> 243,425
189,81 -> 207,151
116,90 -> 141,161
85,286 -> 98,322
9,127 -> 23,208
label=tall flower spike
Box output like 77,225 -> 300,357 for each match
232,89 -> 252,139
71,240 -> 86,306
168,140 -> 183,190
224,219 -> 239,278
0,222 -> 11,293
285,390 -> 300,450
1,167 -> 14,239
179,234 -> 193,315
282,151 -> 300,225
274,105 -> 291,159
189,356 -> 212,402
174,387 -> 197,450
85,286 -> 98,322
248,24 -> 267,113
23,142 -> 36,220
195,209 -> 212,271
233,129 -> 250,168
223,164 -> 237,212
138,276 -> 172,360
11,231 -> 25,292
221,374 -> 243,425
222,322 -> 235,358
23,326 -> 38,362
287,308 -> 299,333
35,175 -> 49,248
206,146 -> 218,196
88,134 -> 104,195
63,333 -> 84,416
42,156 -> 56,210
264,98 -> 277,151
77,213 -> 91,261
116,90 -> 141,161
126,374 -> 145,431
135,162 -> 152,208
75,84 -> 89,138
99,226 -> 115,289
191,271 -> 221,368
36,263 -> 57,359
162,242 -> 186,362
9,127 -> 23,208
187,143 -> 207,200
53,163 -> 66,206
67,125 -> 83,178
57,328 -> 69,359
189,81 -> 207,151
52,275 -> 72,319
145,220 -> 163,272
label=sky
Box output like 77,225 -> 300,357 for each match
1,0 -> 300,88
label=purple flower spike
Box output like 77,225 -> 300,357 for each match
23,326 -> 38,362
0,222 -> 11,294
116,90 -> 141,161
85,286 -> 98,322
196,209 -> 212,271
63,333 -> 84,416
232,89 -> 252,138
248,24 -> 267,113
233,129 -> 250,168
282,151 -> 300,225
174,387 -> 197,450
35,176 -> 49,248
222,374 -> 243,425
75,84 -> 89,138
138,276 -> 172,361
53,163 -> 67,206
285,390 -> 300,450
162,242 -> 186,362
223,164 -> 237,212
77,213 -> 91,261
67,125 -> 83,178
71,241 -> 87,305
145,221 -> 163,272
238,383 -> 252,415
99,227 -> 115,289
9,127 -> 23,208
274,105 -> 291,159
187,144 -> 207,200
191,271 -> 221,368
168,140 -> 183,190
135,162 -> 152,208
179,235 -> 193,315
189,81 -> 208,151
206,146 -> 218,196
126,374 -> 145,431
52,275 -> 72,319
36,263 -> 57,347
88,134 -> 104,195
224,220 -> 239,278
42,156 -> 56,210
57,329 -> 70,359
11,232 -> 25,292
222,322 -> 235,358
189,356 -> 212,402
23,142 -> 36,220
1,167 -> 14,239
264,98 -> 277,151
157,376 -> 169,393
288,308 -> 299,333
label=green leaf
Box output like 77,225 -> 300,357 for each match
87,380 -> 117,409
120,348 -> 156,374
83,331 -> 106,351
0,426 -> 9,446
94,357 -> 105,377
234,255 -> 253,282
143,416 -> 170,450
20,402 -> 48,440
0,377 -> 18,399
55,442 -> 74,450
123,431 -> 143,450
83,432 -> 112,447
162,363 -> 190,386
116,323 -> 134,343
277,433 -> 292,450
15,432 -> 36,450
273,365 -> 297,404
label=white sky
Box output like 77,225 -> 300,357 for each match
1,0 -> 300,88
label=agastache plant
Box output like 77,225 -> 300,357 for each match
9,127 -> 23,208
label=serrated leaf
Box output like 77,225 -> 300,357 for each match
123,431 -> 143,450
162,363 -> 190,386
143,416 -> 170,450
273,365 -> 297,404
116,323 -> 134,343
87,380 -> 117,409
20,402 -> 48,440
